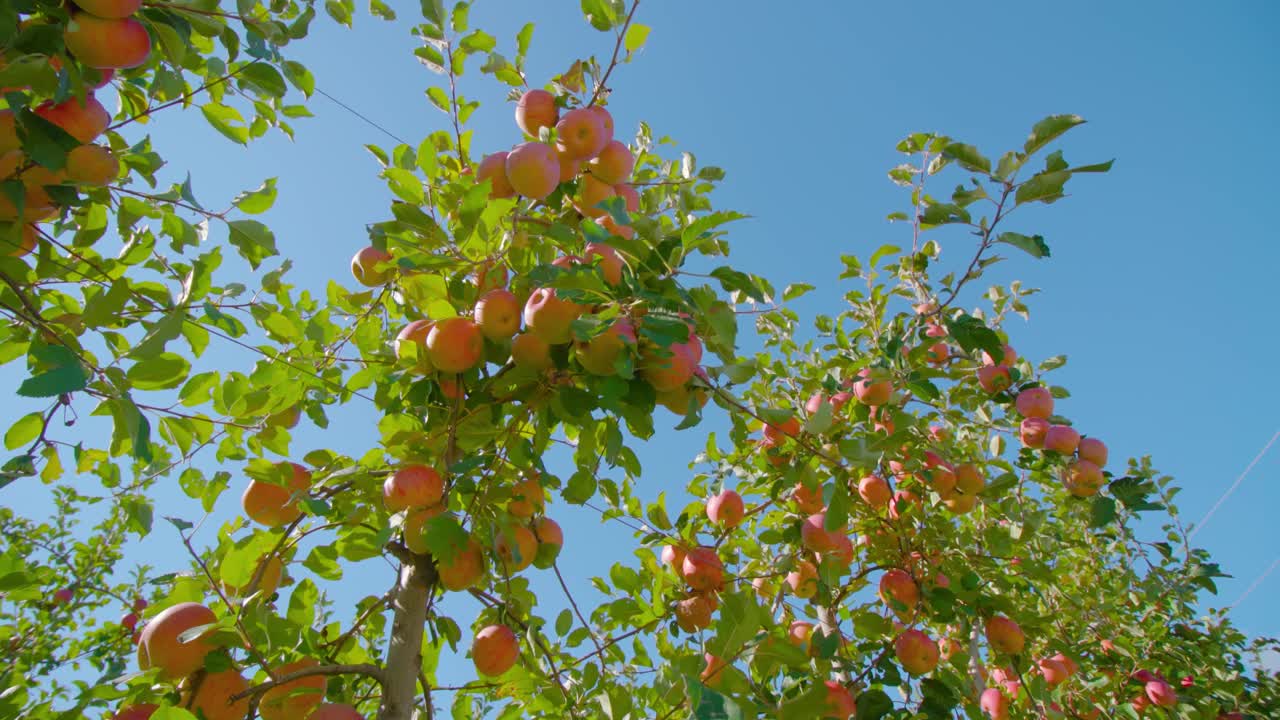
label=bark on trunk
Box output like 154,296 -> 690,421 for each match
376,561 -> 430,720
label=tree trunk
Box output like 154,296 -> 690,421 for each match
376,561 -> 431,720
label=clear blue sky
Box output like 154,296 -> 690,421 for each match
8,0 -> 1280,702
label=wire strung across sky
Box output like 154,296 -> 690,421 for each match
1190,429 -> 1280,540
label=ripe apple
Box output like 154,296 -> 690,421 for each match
584,242 -> 624,285
706,489 -> 745,529
505,141 -> 560,199
555,144 -> 579,182
65,144 -> 118,185
888,489 -> 919,520
858,475 -> 892,508
425,317 -> 483,373
599,214 -> 635,240
588,105 -> 615,143
674,594 -> 715,632
138,602 -> 217,679
895,629 -> 940,675
1145,679 -> 1177,707
660,544 -> 686,574
260,659 -> 326,720
242,463 -> 311,527
786,560 -> 818,599
942,493 -> 978,514
588,140 -> 634,184
851,368 -> 892,406
506,474 -> 544,518
436,536 -> 485,591
1044,425 -> 1081,454
383,465 -> 444,512
182,669 -> 250,720
1078,437 -> 1108,467
639,342 -> 695,392
523,288 -> 583,345
762,416 -> 801,444
494,524 -> 538,573
403,504 -> 446,554
472,625 -> 519,676
475,289 -> 521,341
1038,655 -> 1071,686
983,344 -> 1017,366
926,341 -> 950,365
615,182 -> 640,212
1015,387 -> 1053,419
826,532 -> 855,568
555,107 -> 608,160
476,152 -> 515,198
132,597 -> 148,612
531,516 -> 563,569
800,513 -> 837,553
574,317 -> 636,376
575,173 -> 617,217
924,465 -> 956,496
699,653 -> 728,689
53,587 -> 74,605
5,223 -> 38,258
984,616 -> 1025,654
1064,460 -> 1104,498
878,569 -> 920,617
510,332 -> 552,371
1019,417 -> 1050,448
64,14 -> 152,69
351,246 -> 393,287
515,89 -> 558,137
954,464 -> 984,494
977,364 -> 1012,394
979,688 -> 1009,720
35,95 -> 110,143
787,620 -> 814,652
681,546 -> 724,591
823,681 -> 856,718
792,482 -> 826,514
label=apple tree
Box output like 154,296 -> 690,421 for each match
0,2 -> 1276,720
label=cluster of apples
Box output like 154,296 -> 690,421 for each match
350,88 -> 709,415
118,600 -> 360,720
1011,383 -> 1109,498
0,2 -> 147,256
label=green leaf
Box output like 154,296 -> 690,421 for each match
200,103 -> 250,145
5,412 -> 44,451
783,283 -> 814,301
420,0 -> 446,25
283,60 -> 316,97
227,219 -> 278,269
1090,496 -> 1117,527
943,314 -> 1003,361
1015,170 -> 1070,205
580,0 -> 619,31
1024,114 -> 1086,157
233,178 -> 278,214
459,30 -> 496,53
238,63 -> 288,98
624,24 -> 650,53
15,109 -> 79,171
563,469 -> 597,505
127,353 -> 192,391
942,142 -> 991,174
129,310 -> 187,359
996,231 -> 1050,259
854,688 -> 894,720
17,345 -> 89,398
